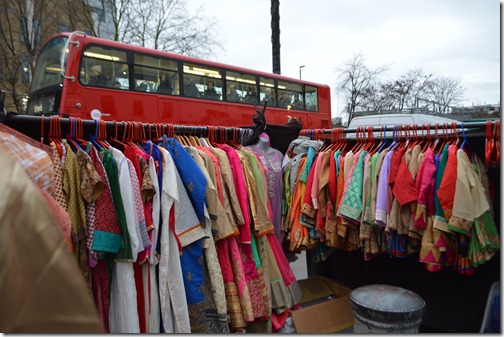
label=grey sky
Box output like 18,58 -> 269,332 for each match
188,0 -> 500,118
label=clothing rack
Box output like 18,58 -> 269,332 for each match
2,113 -> 245,145
300,120 -> 494,140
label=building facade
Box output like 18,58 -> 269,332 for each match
0,0 -> 114,113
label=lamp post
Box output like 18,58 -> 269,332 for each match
299,65 -> 305,79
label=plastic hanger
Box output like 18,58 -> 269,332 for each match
48,116 -> 64,157
460,122 -> 475,156
375,125 -> 388,153
90,120 -> 103,150
387,125 -> 398,150
421,124 -> 431,152
66,117 -> 84,152
450,123 -> 459,147
109,121 -> 128,150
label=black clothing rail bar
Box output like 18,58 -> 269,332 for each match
300,120 -> 495,140
2,114 -> 242,144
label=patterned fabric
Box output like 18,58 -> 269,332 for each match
418,216 -> 443,271
247,235 -> 272,333
100,149 -> 133,261
162,137 -> 207,225
300,153 -> 319,226
202,234 -> 229,333
198,148 -> 238,240
216,238 -> 245,329
315,151 -> 331,241
39,188 -> 72,250
62,141 -> 90,285
238,241 -> 269,319
77,147 -> 105,267
211,147 -> 245,228
0,130 -> 54,194
240,149 -> 275,237
92,257 -> 112,332
181,240 -> 207,333
246,139 -> 284,244
50,142 -> 68,210
229,237 -> 254,323
89,147 -> 123,254
338,151 -> 367,222
186,146 -> 218,227
123,147 -> 151,254
433,145 -> 450,232
288,158 -> 317,251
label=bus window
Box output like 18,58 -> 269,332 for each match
259,77 -> 275,106
291,92 -> 304,110
277,80 -> 303,109
226,71 -> 256,103
31,36 -> 67,92
134,65 -> 158,92
80,45 -> 127,88
135,54 -> 179,95
305,85 -> 318,112
183,63 -> 222,100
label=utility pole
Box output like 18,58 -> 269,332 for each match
271,0 -> 281,74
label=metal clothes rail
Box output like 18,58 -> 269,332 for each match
1,113 -> 244,144
299,120 -> 496,140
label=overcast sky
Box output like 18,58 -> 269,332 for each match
187,0 -> 500,119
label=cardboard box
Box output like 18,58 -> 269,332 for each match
291,276 -> 355,333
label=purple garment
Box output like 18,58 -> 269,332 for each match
375,150 -> 393,227
246,144 -> 284,244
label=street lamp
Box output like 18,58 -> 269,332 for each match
299,65 -> 305,79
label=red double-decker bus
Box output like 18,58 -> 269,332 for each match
28,31 -> 332,128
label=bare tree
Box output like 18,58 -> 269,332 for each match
372,68 -> 433,112
112,0 -> 222,59
335,52 -> 388,122
426,76 -> 465,113
0,0 -> 51,112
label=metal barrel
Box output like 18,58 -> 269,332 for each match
349,284 -> 426,333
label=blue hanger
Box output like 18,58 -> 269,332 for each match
377,125 -> 388,153
67,117 -> 83,151
90,120 -> 103,150
387,125 -> 398,149
460,122 -> 474,154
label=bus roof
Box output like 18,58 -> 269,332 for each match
54,32 -> 330,89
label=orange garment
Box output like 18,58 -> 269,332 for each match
288,157 -> 311,251
316,151 -> 331,240
437,145 -> 458,220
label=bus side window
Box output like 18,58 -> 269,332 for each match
259,77 -> 275,106
183,63 -> 223,99
305,85 -> 318,112
80,46 -> 127,88
111,63 -> 129,90
292,93 -> 304,110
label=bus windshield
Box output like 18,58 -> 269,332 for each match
31,36 -> 68,93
